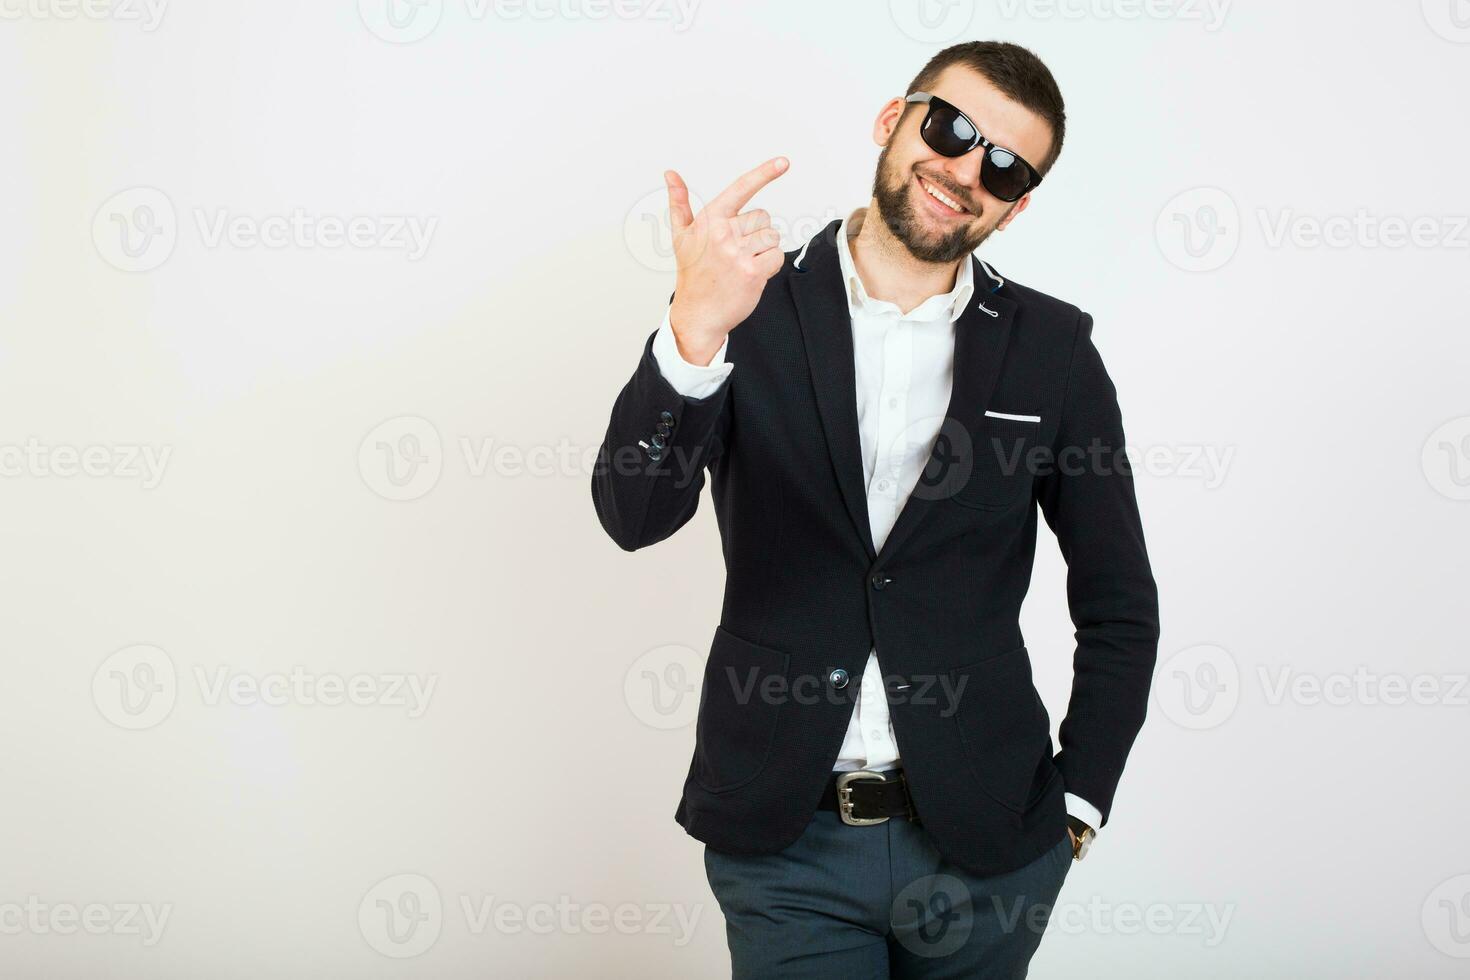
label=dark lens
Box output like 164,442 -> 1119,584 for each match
981,147 -> 1029,202
920,102 -> 976,157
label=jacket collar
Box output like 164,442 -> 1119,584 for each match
789,219 -> 1019,563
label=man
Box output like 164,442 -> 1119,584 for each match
592,41 -> 1159,977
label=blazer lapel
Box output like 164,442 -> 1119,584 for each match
875,259 -> 1018,565
789,221 -> 877,560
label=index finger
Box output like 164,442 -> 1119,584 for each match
710,157 -> 789,216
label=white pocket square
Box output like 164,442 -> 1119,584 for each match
984,410 -> 1041,423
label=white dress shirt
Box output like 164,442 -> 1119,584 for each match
649,211 -> 1102,831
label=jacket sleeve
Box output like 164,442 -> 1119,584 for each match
590,323 -> 733,552
1036,311 -> 1160,826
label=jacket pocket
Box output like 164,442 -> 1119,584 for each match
949,414 -> 1040,511
949,645 -> 1058,813
692,626 -> 790,794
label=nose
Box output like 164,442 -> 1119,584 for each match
938,147 -> 985,203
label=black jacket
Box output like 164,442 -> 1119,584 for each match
592,220 -> 1159,876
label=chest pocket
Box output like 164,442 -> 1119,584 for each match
947,413 -> 1042,511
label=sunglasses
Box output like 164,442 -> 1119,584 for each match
903,92 -> 1043,203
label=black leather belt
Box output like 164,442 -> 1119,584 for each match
819,769 -> 920,826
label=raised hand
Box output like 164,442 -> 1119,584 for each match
663,157 -> 789,366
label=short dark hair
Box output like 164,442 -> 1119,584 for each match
905,41 -> 1066,176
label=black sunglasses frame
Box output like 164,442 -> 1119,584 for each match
903,91 -> 1043,203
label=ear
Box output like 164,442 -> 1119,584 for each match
872,96 -> 908,147
994,193 -> 1032,231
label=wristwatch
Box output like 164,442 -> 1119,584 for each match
1066,815 -> 1095,861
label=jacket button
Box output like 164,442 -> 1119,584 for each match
829,668 -> 849,689
647,446 -> 664,462
870,573 -> 890,591
651,433 -> 666,450
655,421 -> 672,438
659,411 -> 675,428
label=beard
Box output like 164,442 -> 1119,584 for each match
870,142 -> 1007,263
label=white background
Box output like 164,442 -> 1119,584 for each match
2,0 -> 1468,976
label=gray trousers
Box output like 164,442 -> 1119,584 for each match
704,810 -> 1073,978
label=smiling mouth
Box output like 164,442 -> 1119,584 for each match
916,174 -> 971,216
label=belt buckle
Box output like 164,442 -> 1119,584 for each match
836,770 -> 889,826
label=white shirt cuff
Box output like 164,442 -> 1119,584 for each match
651,307 -> 733,400
1065,793 -> 1103,831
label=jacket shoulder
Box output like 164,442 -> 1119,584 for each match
1001,274 -> 1087,333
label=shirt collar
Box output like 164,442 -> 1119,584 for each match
834,210 -> 975,323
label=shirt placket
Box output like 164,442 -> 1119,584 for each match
857,314 -> 913,764
873,317 -> 913,534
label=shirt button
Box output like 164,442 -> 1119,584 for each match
877,480 -> 889,492
829,669 -> 849,689
888,397 -> 899,409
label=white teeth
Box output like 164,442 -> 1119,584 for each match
921,179 -> 965,213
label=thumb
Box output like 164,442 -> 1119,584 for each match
664,169 -> 694,231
